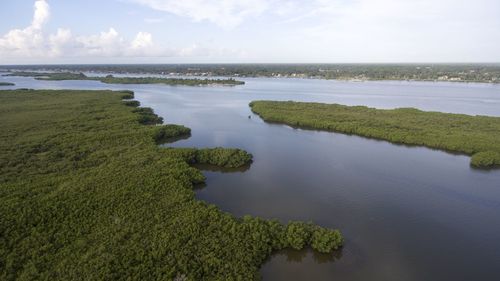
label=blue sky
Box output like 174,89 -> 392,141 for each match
1,0 -> 499,64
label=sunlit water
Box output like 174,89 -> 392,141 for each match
3,74 -> 500,280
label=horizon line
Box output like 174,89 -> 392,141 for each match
1,62 -> 500,66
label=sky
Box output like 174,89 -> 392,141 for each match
0,0 -> 499,64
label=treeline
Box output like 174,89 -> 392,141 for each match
250,101 -> 500,168
0,89 -> 342,280
4,71 -> 245,86
0,82 -> 15,86
3,63 -> 500,83
98,75 -> 245,86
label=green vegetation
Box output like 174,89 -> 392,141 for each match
123,100 -> 141,107
5,71 -> 245,86
2,71 -> 47,77
132,107 -> 164,125
16,72 -> 86,80
152,124 -> 191,144
310,226 -> 343,253
0,89 -> 342,280
250,101 -> 500,168
96,75 -> 245,86
0,82 -> 14,86
119,90 -> 134,99
4,63 -> 500,83
195,148 -> 253,167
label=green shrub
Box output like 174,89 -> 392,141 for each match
119,90 -> 135,99
471,151 -> 500,167
195,147 -> 253,168
285,222 -> 312,250
311,227 -> 343,253
123,100 -> 140,107
153,124 -> 191,144
133,107 -> 164,125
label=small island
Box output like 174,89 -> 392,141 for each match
250,100 -> 500,168
4,71 -> 245,86
0,82 -> 15,86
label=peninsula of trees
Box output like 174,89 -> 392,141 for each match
4,71 -> 245,86
0,82 -> 14,86
0,89 -> 342,280
250,101 -> 500,168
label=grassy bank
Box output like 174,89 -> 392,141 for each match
250,101 -> 500,168
4,72 -> 245,86
0,90 -> 342,280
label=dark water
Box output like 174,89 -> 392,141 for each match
4,75 -> 500,280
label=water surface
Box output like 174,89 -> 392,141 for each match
4,75 -> 500,280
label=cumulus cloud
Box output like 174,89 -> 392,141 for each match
131,32 -> 153,50
75,28 -> 125,57
129,0 -> 270,28
0,0 -> 246,62
48,28 -> 72,57
0,0 -> 49,57
32,0 -> 50,29
0,0 -> 170,61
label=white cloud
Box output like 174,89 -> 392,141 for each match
48,28 -> 72,57
0,0 -> 49,57
0,0 -> 246,62
0,0 -> 176,61
4,0 -> 496,63
129,0 -> 270,28
129,31 -> 166,56
131,32 -> 153,50
75,28 -> 125,56
32,0 -> 50,29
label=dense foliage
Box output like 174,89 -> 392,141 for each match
0,90 -> 342,280
250,101 -> 500,168
123,100 -> 141,107
132,107 -> 164,125
4,72 -> 245,86
0,82 -> 14,86
310,226 -> 343,253
195,148 -> 253,168
152,125 -> 191,144
96,75 -> 245,86
3,63 -> 500,83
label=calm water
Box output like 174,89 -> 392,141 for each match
3,75 -> 500,280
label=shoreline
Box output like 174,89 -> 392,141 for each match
4,70 -> 499,85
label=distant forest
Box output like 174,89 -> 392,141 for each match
2,64 -> 500,83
